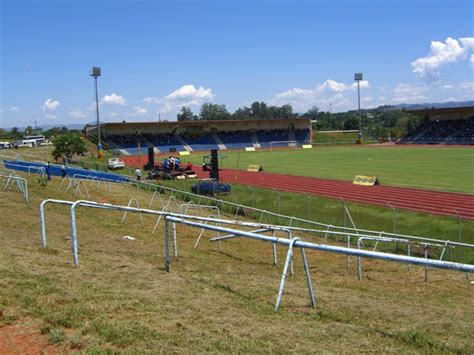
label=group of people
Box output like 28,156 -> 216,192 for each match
161,156 -> 193,173
45,161 -> 67,181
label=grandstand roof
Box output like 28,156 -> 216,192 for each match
406,106 -> 474,121
85,118 -> 311,135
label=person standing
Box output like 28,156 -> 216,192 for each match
61,164 -> 67,178
135,167 -> 142,181
45,161 -> 51,181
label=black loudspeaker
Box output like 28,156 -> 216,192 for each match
210,149 -> 219,181
145,146 -> 154,170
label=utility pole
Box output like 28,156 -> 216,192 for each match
90,67 -> 102,158
354,73 -> 363,144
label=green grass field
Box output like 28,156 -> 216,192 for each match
182,145 -> 474,194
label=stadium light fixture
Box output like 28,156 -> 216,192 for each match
354,72 -> 363,143
90,67 -> 102,158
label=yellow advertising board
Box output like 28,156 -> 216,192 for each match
353,175 -> 380,186
179,151 -> 190,156
245,147 -> 256,152
302,144 -> 313,149
247,164 -> 263,172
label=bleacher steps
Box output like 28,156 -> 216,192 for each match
251,133 -> 261,148
212,133 -> 227,150
175,135 -> 194,152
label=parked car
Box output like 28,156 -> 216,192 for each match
108,158 -> 125,170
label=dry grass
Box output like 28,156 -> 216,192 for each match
0,172 -> 473,353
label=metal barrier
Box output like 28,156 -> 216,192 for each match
165,216 -> 474,310
130,179 -> 473,260
1,172 -> 28,204
38,198 -> 474,310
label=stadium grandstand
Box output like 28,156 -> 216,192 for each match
401,106 -> 473,145
84,118 -> 312,155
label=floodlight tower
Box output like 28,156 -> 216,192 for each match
90,67 -> 102,158
354,72 -> 363,144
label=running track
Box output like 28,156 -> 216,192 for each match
196,169 -> 474,219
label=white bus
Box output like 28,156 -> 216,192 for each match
23,134 -> 46,144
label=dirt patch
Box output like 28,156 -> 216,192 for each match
0,321 -> 59,354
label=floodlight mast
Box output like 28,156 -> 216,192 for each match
354,72 -> 363,144
90,67 -> 102,158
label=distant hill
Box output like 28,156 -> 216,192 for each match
375,100 -> 474,112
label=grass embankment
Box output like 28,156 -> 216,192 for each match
0,172 -> 473,352
178,145 -> 474,194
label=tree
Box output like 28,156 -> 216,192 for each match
232,106 -> 252,120
52,133 -> 87,161
303,106 -> 319,120
24,126 -> 33,135
177,106 -> 195,121
199,103 -> 231,121
10,127 -> 21,139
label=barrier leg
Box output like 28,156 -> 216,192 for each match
300,247 -> 315,307
172,222 -> 178,258
275,240 -> 295,311
70,208 -> 79,266
165,219 -> 170,272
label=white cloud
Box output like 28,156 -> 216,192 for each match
316,80 -> 348,93
274,88 -> 314,100
43,114 -> 57,119
10,106 -> 19,111
161,84 -> 214,113
143,97 -> 161,104
458,82 -> 474,92
133,106 -> 148,116
69,109 -> 86,119
411,37 -> 474,80
440,84 -> 454,90
101,93 -> 127,105
391,84 -> 428,103
351,80 -> 370,89
42,98 -> 60,110
271,79 -> 370,112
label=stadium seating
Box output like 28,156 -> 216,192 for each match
256,129 -> 289,148
105,133 -> 186,154
219,130 -> 253,149
102,128 -> 312,154
401,118 -> 473,145
179,134 -> 219,151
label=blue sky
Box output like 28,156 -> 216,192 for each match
1,0 -> 473,128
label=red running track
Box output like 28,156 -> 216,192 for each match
196,169 -> 474,219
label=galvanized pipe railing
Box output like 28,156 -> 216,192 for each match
39,198 -> 474,311
1,173 -> 28,204
166,216 -> 474,311
139,182 -> 472,251
40,198 -> 474,267
166,216 -> 474,273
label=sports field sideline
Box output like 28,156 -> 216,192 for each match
178,145 -> 474,194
